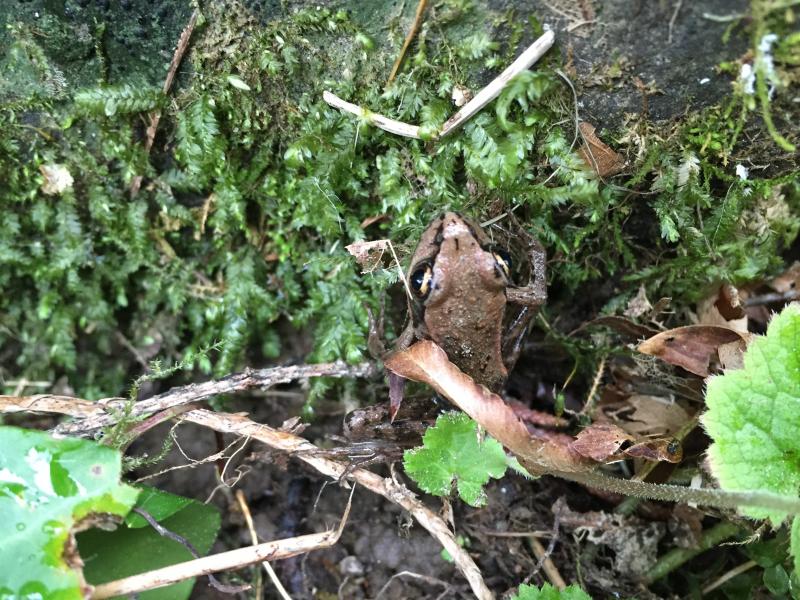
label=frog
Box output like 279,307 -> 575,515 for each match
392,211 -> 547,392
342,211 -> 546,461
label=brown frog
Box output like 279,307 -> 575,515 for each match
343,211 -> 546,456
393,211 -> 547,392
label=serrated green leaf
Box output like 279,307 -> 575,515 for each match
512,582 -> 593,600
403,412 -> 509,507
0,426 -> 139,599
78,489 -> 220,600
702,303 -> 800,524
792,516 -> 800,577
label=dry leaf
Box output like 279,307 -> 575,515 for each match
612,394 -> 690,437
624,285 -> 652,319
384,341 -> 590,474
360,214 -> 388,228
696,284 -> 747,332
637,325 -> 749,377
717,340 -> 746,370
624,438 -> 682,463
577,122 -> 625,177
571,423 -> 634,461
39,164 -> 74,195
345,239 -> 388,272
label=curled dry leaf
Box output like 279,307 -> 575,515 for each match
384,341 -> 590,474
637,325 -> 750,377
623,285 -> 653,320
571,423 -> 634,462
345,239 -> 389,273
577,122 -> 625,178
570,423 -> 683,464
624,438 -> 683,463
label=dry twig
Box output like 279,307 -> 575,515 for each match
0,396 -> 493,599
45,360 -> 376,436
92,494 -> 352,599
130,9 -> 199,197
386,0 -> 428,87
324,30 -> 555,140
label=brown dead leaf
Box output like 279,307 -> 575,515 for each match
360,214 -> 388,228
345,239 -> 388,273
384,341 -> 590,474
624,437 -> 682,463
577,122 -> 625,177
571,423 -> 634,461
624,285 -> 652,319
614,394 -> 690,437
696,284 -> 747,332
637,325 -> 749,377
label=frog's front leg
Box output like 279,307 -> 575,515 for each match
503,238 -> 547,371
506,237 -> 547,308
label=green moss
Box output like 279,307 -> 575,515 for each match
0,1 -> 797,402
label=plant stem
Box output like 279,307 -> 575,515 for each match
643,521 -> 744,584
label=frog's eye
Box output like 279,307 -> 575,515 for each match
492,248 -> 513,278
410,264 -> 433,299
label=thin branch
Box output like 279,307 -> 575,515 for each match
323,91 -> 421,138
386,0 -> 428,86
130,9 -> 199,197
701,560 -> 758,595
743,289 -> 800,307
182,409 -> 494,600
92,499 -> 351,599
48,360 -> 376,435
324,30 -> 556,140
235,489 -> 291,600
527,537 -> 565,589
0,396 -> 492,600
667,0 -> 683,44
439,30 -> 555,137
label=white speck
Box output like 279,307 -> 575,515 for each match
699,77 -> 710,85
736,164 -> 749,180
34,11 -> 39,17
739,63 -> 755,95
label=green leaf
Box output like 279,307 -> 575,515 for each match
792,516 -> 800,577
78,489 -> 221,600
226,75 -> 252,91
763,563 -> 790,596
512,582 -> 593,600
702,303 -> 800,524
0,426 -> 139,599
124,486 -> 193,528
403,412 -> 509,507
